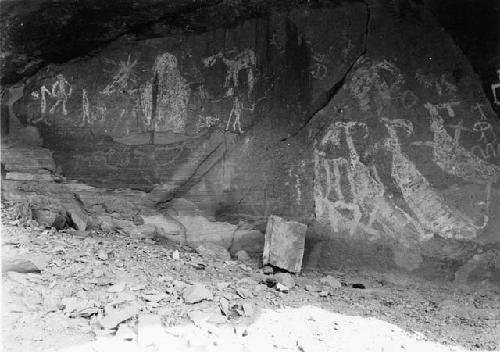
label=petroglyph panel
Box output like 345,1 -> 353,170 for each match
314,120 -> 424,243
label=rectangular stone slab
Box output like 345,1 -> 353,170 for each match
263,215 -> 307,273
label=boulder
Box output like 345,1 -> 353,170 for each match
141,214 -> 186,243
274,273 -> 296,289
98,215 -> 116,232
195,242 -> 231,261
66,205 -> 88,231
236,250 -> 250,262
2,254 -> 50,273
263,215 -> 307,273
173,215 -> 237,248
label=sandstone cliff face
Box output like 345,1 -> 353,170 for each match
10,1 -> 500,274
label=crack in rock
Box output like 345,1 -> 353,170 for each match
281,1 -> 372,142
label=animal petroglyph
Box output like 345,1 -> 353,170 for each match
350,59 -> 404,112
203,49 -> 256,97
153,52 -> 190,133
50,74 -> 72,115
101,55 -> 138,96
382,117 -> 481,240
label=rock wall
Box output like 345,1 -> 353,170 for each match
10,1 -> 500,277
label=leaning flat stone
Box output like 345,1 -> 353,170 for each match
183,284 -> 213,304
262,215 -> 307,273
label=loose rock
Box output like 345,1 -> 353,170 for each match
195,242 -> 231,261
276,283 -> 289,293
98,304 -> 139,330
263,265 -> 274,275
274,272 -> 295,289
172,250 -> 180,260
236,250 -> 250,262
183,284 -> 213,304
320,275 -> 342,289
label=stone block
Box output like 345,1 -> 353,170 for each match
263,215 -> 307,273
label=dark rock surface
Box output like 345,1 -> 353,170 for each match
2,0 -> 500,281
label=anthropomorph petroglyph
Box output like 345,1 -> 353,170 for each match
101,55 -> 138,96
225,96 -> 255,134
226,96 -> 244,134
203,49 -> 256,98
153,52 -> 190,133
471,103 -> 493,142
50,74 -> 72,115
491,69 -> 500,105
381,117 -> 479,240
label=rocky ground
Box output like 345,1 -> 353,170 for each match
2,201 -> 499,352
